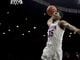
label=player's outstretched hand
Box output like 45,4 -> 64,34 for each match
75,29 -> 80,35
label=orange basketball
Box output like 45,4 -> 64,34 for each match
46,5 -> 57,16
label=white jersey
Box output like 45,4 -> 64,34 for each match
47,20 -> 65,50
41,20 -> 65,60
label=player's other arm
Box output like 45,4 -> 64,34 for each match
59,20 -> 80,34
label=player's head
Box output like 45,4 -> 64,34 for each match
46,5 -> 57,16
46,5 -> 62,20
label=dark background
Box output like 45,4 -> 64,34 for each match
0,0 -> 80,60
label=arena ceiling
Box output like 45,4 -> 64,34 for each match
33,0 -> 80,14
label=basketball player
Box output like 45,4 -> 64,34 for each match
41,5 -> 80,60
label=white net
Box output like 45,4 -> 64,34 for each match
10,0 -> 23,5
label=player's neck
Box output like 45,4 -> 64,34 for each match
53,19 -> 59,23
51,16 -> 60,23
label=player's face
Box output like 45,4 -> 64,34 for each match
52,12 -> 61,20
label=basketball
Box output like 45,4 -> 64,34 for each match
46,5 -> 57,16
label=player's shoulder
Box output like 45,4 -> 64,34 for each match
58,20 -> 67,29
47,17 -> 53,27
59,20 -> 68,26
59,20 -> 67,24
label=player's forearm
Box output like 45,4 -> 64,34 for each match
67,24 -> 79,33
62,21 -> 80,34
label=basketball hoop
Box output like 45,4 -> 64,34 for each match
10,0 -> 23,5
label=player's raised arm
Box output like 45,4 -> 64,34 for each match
46,5 -> 57,27
59,20 -> 80,35
47,17 -> 53,26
